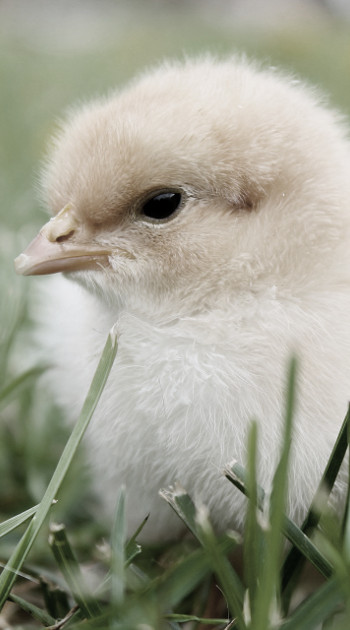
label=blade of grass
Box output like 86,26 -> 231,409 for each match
0,299 -> 26,384
51,606 -> 83,629
280,577 -> 344,630
125,515 -> 147,567
160,484 -> 198,539
111,486 -> 126,609
160,486 -> 245,629
0,325 -> 118,610
84,515 -> 147,602
243,421 -> 260,609
40,576 -> 70,620
195,505 -> 246,630
9,591 -> 56,627
154,546 -> 222,610
49,523 -> 101,619
160,485 -> 244,605
166,613 -> 229,625
281,405 -> 349,597
0,503 -> 40,538
225,461 -> 332,578
0,366 -> 47,411
341,410 -> 350,541
250,357 -> 296,630
125,562 -> 150,592
125,541 -> 142,568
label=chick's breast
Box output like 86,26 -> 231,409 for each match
17,57 -> 350,541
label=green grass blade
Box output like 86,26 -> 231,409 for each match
155,547 -> 217,610
54,515 -> 145,605
124,515 -> 147,567
280,578 -> 344,630
161,485 -> 239,545
160,484 -> 198,539
0,503 -> 40,538
250,358 -> 296,630
0,366 -> 46,410
125,540 -> 142,568
166,613 -> 229,625
341,409 -> 350,542
54,606 -> 83,629
225,462 -> 333,579
282,406 -> 350,594
321,405 -> 350,491
9,591 -> 56,626
49,523 -> 101,619
0,326 -> 118,610
40,576 -> 71,620
111,486 -> 126,608
195,506 -> 246,630
243,421 -> 260,609
160,485 -> 243,622
0,299 -> 26,384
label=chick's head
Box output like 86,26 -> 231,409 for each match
15,58 -> 350,313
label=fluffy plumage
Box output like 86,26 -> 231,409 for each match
15,57 -> 350,541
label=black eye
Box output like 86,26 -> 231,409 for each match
142,192 -> 182,221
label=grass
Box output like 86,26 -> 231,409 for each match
2,5 -> 350,629
1,331 -> 350,629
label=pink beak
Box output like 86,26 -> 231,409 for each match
14,232 -> 112,276
14,205 -> 112,276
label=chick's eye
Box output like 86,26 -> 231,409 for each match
142,192 -> 182,220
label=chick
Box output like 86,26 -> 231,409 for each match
15,57 -> 350,541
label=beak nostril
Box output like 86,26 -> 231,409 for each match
40,204 -> 78,243
56,230 -> 75,243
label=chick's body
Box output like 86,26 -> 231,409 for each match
18,58 -> 350,541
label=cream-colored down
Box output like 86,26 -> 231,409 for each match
30,57 -> 350,540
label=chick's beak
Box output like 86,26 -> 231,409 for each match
14,205 -> 113,276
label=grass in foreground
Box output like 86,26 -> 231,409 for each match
1,319 -> 350,629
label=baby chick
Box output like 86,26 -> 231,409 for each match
15,57 -> 350,541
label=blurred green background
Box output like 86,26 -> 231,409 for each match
0,0 -> 350,545
1,0 -> 350,238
